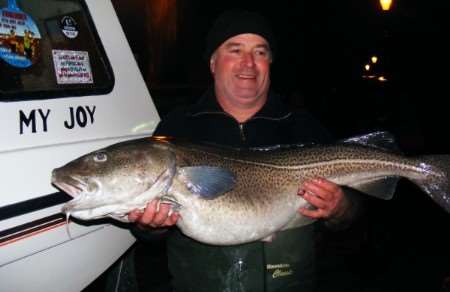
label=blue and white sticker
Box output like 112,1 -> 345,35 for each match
52,50 -> 93,84
0,0 -> 41,68
60,16 -> 79,39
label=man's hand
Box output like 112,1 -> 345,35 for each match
298,177 -> 350,220
128,199 -> 179,228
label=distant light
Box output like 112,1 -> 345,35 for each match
362,75 -> 376,79
378,76 -> 388,82
365,64 -> 371,71
371,56 -> 378,64
380,0 -> 393,11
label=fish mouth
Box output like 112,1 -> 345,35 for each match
52,173 -> 87,197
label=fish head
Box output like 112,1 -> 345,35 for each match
51,139 -> 174,221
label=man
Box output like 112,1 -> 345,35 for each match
129,10 -> 359,292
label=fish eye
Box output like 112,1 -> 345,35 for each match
93,152 -> 107,162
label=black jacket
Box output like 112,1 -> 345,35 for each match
155,89 -> 332,148
148,89 -> 334,292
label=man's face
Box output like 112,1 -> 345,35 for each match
210,33 -> 272,106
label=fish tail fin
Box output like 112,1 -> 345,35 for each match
412,155 -> 450,212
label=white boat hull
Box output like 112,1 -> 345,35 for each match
0,0 -> 159,290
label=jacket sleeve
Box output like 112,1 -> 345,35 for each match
130,224 -> 171,242
322,187 -> 366,231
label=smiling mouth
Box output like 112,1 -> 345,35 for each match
237,74 -> 256,79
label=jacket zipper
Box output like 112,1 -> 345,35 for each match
191,110 -> 292,143
238,123 -> 246,142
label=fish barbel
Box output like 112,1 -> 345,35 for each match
51,132 -> 450,245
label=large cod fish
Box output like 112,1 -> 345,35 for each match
51,132 -> 450,245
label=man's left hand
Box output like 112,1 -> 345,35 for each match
298,177 -> 350,220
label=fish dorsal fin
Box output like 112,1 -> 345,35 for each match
178,166 -> 236,199
340,131 -> 400,153
249,143 -> 316,152
249,145 -> 283,151
348,176 -> 400,200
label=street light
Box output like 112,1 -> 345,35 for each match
380,0 -> 393,11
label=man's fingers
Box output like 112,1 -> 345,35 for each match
127,209 -> 142,222
303,180 -> 331,200
311,177 -> 338,192
302,191 -> 327,209
138,200 -> 158,225
299,178 -> 347,220
163,213 -> 180,226
151,203 -> 172,226
128,199 -> 179,227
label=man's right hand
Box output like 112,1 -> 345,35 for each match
128,199 -> 179,228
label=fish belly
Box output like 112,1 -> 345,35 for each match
175,190 -> 303,245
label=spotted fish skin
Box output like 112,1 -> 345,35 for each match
51,133 -> 450,245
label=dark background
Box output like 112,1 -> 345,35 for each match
87,1 -> 450,291
110,0 -> 449,154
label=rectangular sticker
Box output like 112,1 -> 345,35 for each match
52,50 -> 93,84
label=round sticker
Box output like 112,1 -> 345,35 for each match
60,16 -> 79,39
0,0 -> 41,68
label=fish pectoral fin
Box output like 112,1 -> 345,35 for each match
178,166 -> 236,199
348,176 -> 399,200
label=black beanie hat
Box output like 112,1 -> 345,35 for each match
204,10 -> 276,61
